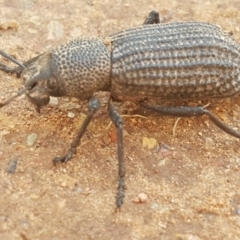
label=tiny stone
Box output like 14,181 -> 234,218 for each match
142,137 -> 158,149
151,203 -> 159,209
132,196 -> 140,203
0,215 -> 7,221
29,16 -> 41,25
0,18 -> 19,30
138,193 -> 148,202
59,102 -> 81,110
67,112 -> 75,118
0,130 -> 10,136
110,130 -> 117,143
28,28 -> 38,34
102,134 -> 111,145
133,193 -> 148,203
27,133 -> 38,147
30,194 -> 40,199
176,234 -> 201,240
49,97 -> 59,106
7,157 -> 18,174
158,159 -> 166,167
57,199 -> 66,209
61,181 -> 67,187
75,187 -> 83,193
235,207 -> 240,215
47,20 -> 64,40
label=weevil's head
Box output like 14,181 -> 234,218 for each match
22,52 -> 62,112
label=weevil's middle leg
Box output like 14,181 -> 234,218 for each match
53,97 -> 100,164
141,103 -> 240,139
108,98 -> 125,211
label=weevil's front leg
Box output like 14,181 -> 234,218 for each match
108,99 -> 125,211
0,51 -> 45,77
141,103 -> 240,138
53,97 -> 100,164
0,63 -> 19,74
143,10 -> 160,25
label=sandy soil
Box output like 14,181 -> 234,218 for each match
1,0 -> 240,239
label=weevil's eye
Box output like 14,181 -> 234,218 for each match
47,78 -> 57,90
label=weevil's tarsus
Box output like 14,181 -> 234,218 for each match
53,97 -> 101,164
108,98 -> 125,210
203,109 -> 240,138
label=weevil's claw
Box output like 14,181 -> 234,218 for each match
36,105 -> 41,113
53,149 -> 75,165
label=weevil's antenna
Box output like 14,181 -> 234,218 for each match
0,88 -> 27,108
0,50 -> 26,69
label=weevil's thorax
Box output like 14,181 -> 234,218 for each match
50,38 -> 111,100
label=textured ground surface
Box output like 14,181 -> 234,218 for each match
1,0 -> 240,239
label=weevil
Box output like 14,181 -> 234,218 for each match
1,10 -> 240,209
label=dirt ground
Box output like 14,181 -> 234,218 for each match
1,0 -> 240,239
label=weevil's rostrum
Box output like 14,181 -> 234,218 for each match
110,22 -> 240,101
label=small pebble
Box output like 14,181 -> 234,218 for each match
102,134 -> 111,145
151,203 -> 159,209
0,215 -> 7,221
75,187 -> 83,193
27,133 -> 38,147
142,137 -> 158,149
67,112 -> 75,118
7,157 -> 18,174
132,193 -> 148,203
30,194 -> 40,199
47,20 -> 64,40
57,199 -> 66,209
49,97 -> 59,106
158,159 -> 166,167
110,130 -> 117,143
0,18 -> 19,30
59,102 -> 81,110
235,207 -> 240,215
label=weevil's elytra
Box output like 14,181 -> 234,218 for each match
1,10 -> 240,209
110,22 -> 240,101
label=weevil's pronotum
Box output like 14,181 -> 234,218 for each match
1,10 -> 240,209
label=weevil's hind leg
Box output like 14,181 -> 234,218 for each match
53,97 -> 101,164
143,10 -> 160,25
141,103 -> 240,138
108,99 -> 125,211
